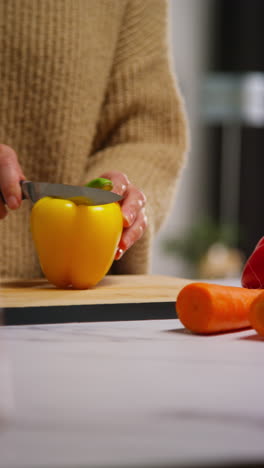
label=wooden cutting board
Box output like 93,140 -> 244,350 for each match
0,275 -> 192,326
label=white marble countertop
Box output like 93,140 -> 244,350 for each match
0,313 -> 264,468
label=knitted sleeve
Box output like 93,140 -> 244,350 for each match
85,0 -> 189,274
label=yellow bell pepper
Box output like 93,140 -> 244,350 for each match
30,197 -> 123,289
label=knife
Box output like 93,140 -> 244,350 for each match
0,181 -> 122,206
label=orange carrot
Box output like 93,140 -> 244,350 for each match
248,291 -> 264,337
176,282 -> 263,334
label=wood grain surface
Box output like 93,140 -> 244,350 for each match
0,275 -> 191,308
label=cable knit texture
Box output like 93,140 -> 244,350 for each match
0,0 -> 188,279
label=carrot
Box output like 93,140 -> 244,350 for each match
248,291 -> 264,337
176,282 -> 263,334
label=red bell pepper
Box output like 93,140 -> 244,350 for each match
241,237 -> 264,289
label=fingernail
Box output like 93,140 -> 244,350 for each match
7,195 -> 19,209
115,248 -> 124,260
124,211 -> 134,226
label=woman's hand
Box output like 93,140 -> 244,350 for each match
100,171 -> 148,260
0,144 -> 25,219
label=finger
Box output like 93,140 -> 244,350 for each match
99,171 -> 129,196
115,209 -> 148,260
120,185 -> 146,228
0,144 -> 25,210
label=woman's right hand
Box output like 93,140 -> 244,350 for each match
0,144 -> 25,219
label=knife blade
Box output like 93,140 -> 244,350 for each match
0,181 -> 122,206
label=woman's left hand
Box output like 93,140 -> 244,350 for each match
99,171 -> 148,260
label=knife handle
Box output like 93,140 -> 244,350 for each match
0,181 -> 26,204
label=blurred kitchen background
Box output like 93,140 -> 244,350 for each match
152,0 -> 264,280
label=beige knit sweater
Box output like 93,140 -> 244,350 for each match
0,0 -> 188,279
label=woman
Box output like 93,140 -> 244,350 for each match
0,0 -> 188,278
